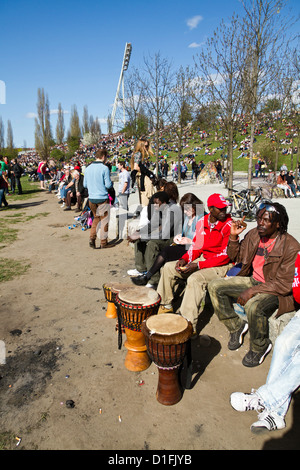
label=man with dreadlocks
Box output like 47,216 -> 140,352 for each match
208,201 -> 300,367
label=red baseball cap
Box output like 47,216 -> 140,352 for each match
207,193 -> 228,209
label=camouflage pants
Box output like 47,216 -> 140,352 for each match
208,276 -> 279,353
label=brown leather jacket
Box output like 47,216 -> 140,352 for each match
227,228 -> 300,317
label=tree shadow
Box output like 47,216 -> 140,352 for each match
180,296 -> 221,390
4,200 -> 47,210
180,335 -> 221,391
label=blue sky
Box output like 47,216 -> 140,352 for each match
0,0 -> 299,149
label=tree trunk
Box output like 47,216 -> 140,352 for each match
247,114 -> 255,189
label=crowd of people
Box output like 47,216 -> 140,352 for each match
1,125 -> 300,438
57,136 -> 299,435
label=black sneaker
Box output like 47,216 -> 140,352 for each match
228,321 -> 248,350
131,274 -> 149,286
89,239 -> 96,249
242,344 -> 272,367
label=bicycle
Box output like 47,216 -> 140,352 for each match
226,187 -> 262,221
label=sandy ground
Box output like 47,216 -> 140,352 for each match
0,178 -> 299,452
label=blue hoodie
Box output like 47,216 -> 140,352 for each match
83,161 -> 113,203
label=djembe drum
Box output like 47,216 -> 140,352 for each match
141,313 -> 193,406
115,287 -> 161,372
102,282 -> 132,318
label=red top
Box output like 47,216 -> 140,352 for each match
252,237 -> 278,283
181,214 -> 232,269
293,251 -> 300,304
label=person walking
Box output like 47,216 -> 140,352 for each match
83,148 -> 114,249
11,159 -> 24,194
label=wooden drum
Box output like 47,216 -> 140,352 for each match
115,287 -> 161,372
102,282 -> 132,318
141,313 -> 193,405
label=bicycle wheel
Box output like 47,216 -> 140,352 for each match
244,202 -> 258,221
225,197 -> 233,215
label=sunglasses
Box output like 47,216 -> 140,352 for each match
257,203 -> 280,215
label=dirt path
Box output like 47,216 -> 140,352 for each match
0,190 -> 299,451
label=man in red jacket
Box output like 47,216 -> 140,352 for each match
157,193 -> 232,334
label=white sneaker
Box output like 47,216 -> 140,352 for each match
230,390 -> 265,412
61,203 -> 65,208
251,410 -> 285,434
127,269 -> 146,277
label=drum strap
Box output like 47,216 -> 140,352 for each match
116,304 -> 123,350
180,339 -> 193,390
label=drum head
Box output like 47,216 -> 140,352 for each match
118,286 -> 160,306
110,282 -> 132,293
142,313 -> 193,345
146,314 -> 188,336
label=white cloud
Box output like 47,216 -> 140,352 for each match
50,109 -> 69,115
26,109 -> 69,119
186,15 -> 203,30
188,42 -> 202,48
25,112 -> 37,119
97,118 -> 107,124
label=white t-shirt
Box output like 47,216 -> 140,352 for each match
118,169 -> 130,194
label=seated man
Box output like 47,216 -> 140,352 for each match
229,252 -> 300,434
64,170 -> 87,212
128,191 -> 182,288
208,201 -> 300,368
157,193 -> 232,334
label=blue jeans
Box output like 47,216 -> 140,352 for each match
60,185 -> 69,200
256,311 -> 300,417
0,188 -> 8,207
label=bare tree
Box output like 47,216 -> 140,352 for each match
0,117 -> 4,151
82,105 -> 90,136
56,102 -> 65,145
35,88 -> 52,159
107,114 -> 113,134
6,119 -> 14,151
264,55 -> 299,171
122,68 -> 147,137
82,115 -> 102,146
136,52 -> 175,173
194,13 -> 247,192
69,105 -> 81,139
241,0 -> 294,188
169,65 -> 195,183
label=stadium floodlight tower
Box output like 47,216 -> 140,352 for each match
111,42 -> 132,132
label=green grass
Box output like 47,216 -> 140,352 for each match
4,177 -> 41,203
141,128 -> 298,172
0,431 -> 17,450
0,257 -> 30,282
0,212 -> 49,248
0,227 -> 18,246
0,179 -> 47,281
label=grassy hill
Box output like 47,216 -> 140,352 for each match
119,126 -> 298,173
